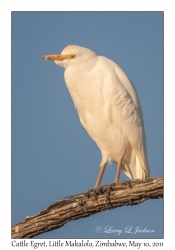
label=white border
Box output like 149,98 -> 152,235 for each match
1,1 -> 174,248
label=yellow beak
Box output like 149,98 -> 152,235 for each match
40,54 -> 72,61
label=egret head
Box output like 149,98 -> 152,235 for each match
41,45 -> 97,70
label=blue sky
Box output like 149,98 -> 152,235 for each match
12,12 -> 163,238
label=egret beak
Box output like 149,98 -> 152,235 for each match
40,54 -> 74,61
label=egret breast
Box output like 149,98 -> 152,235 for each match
64,67 -> 130,164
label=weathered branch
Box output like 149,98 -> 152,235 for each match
12,177 -> 163,238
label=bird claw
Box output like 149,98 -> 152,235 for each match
78,189 -> 93,206
125,180 -> 132,190
106,183 -> 115,203
79,181 -> 132,206
93,188 -> 99,201
78,188 -> 101,206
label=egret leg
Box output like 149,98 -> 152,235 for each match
94,163 -> 107,189
114,157 -> 122,184
106,157 -> 122,203
79,163 -> 107,205
93,163 -> 107,200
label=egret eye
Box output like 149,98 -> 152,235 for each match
70,54 -> 76,59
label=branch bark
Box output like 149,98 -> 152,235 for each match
12,177 -> 163,238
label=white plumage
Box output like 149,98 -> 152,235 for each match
41,45 -> 150,189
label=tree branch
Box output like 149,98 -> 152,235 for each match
12,177 -> 163,238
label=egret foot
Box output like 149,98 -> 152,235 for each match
104,158 -> 123,203
79,188 -> 101,205
106,183 -> 116,203
124,179 -> 142,190
124,180 -> 132,190
93,188 -> 99,201
78,189 -> 92,206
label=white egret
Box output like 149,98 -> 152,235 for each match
41,45 -> 150,195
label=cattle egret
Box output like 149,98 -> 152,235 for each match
41,45 -> 150,196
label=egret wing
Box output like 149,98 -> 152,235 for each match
102,67 -> 149,173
